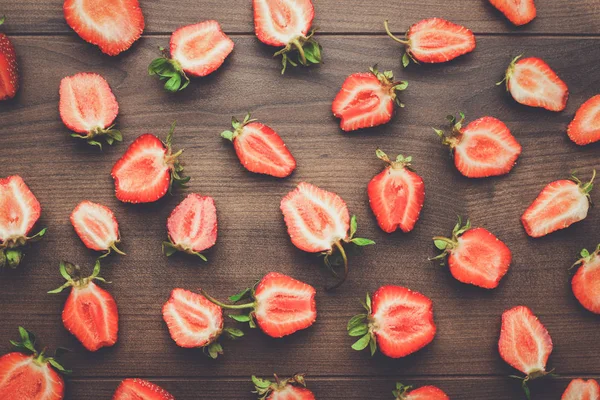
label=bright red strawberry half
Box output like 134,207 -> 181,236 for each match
434,113 -> 522,178
571,245 -> 600,314
202,272 -> 316,338
368,150 -> 425,233
280,182 -> 375,289
253,0 -> 321,73
0,175 -> 46,269
162,288 -> 230,358
385,18 -> 476,67
521,170 -> 595,238
332,66 -> 408,132
149,20 -> 234,92
0,327 -> 68,400
252,374 -> 315,400
562,378 -> 600,400
70,200 -> 124,257
48,260 -> 118,352
348,285 -> 436,358
163,193 -> 217,261
113,378 -> 174,400
498,306 -> 553,397
568,95 -> 600,146
489,0 -> 536,26
0,17 -> 18,101
500,55 -> 569,112
221,113 -> 297,178
111,123 -> 190,203
59,72 -> 121,148
431,217 -> 511,289
64,0 -> 144,56
393,382 -> 449,400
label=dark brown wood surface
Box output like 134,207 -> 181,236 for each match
0,1 -> 599,399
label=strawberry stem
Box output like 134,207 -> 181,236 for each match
291,38 -> 307,65
327,241 -> 348,291
200,289 -> 256,310
384,20 -> 409,45
110,242 -> 126,256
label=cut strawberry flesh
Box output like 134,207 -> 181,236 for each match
71,201 -> 119,251
406,386 -> 450,400
167,194 -> 217,253
572,256 -> 600,314
0,35 -> 18,101
0,176 -> 41,243
508,58 -> 568,112
407,18 -> 476,63
270,385 -> 316,400
561,378 -> 600,400
568,95 -> 600,145
253,0 -> 314,46
489,0 -> 536,26
113,378 -> 175,400
0,353 -> 64,400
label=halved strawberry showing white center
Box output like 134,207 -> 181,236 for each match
112,378 -> 175,400
393,382 -> 449,400
434,113 -> 522,178
70,200 -> 124,257
332,66 -> 408,132
521,171 -> 595,238
561,378 -> 600,400
163,193 -> 218,261
489,0 -> 537,26
568,95 -> 600,146
252,374 -> 315,400
571,245 -> 600,314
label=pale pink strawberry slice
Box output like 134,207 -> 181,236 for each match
70,200 -> 124,256
561,378 -> 600,400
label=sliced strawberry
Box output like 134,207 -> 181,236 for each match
253,0 -> 321,73
64,0 -> 144,56
70,200 -> 124,257
348,286 -> 436,359
562,378 -> 600,400
252,374 -> 315,400
498,306 -> 553,392
162,288 -> 223,352
501,56 -> 569,112
59,72 -> 121,148
111,123 -> 189,204
332,66 -> 408,132
0,327 -> 68,400
571,245 -> 600,314
49,261 -> 118,352
385,18 -> 475,67
113,378 -> 174,400
489,0 -> 536,26
435,113 -> 522,178
163,194 -> 217,260
149,20 -> 234,92
368,150 -> 425,233
0,175 -> 45,269
521,171 -> 595,238
432,218 -> 511,289
393,382 -> 449,400
0,17 -> 19,101
568,95 -> 600,146
221,113 -> 296,178
280,182 -> 374,289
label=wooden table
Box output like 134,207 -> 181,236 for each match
1,1 -> 599,398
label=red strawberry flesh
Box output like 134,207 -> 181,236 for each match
70,200 -> 120,252
0,352 -> 64,400
489,0 -> 537,26
253,0 -> 314,47
113,378 -> 175,400
572,250 -> 600,314
166,194 -> 218,253
568,95 -> 600,145
0,175 -> 41,243
0,31 -> 18,101
561,378 -> 600,400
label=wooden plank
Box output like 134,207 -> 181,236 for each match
0,34 -> 599,390
2,0 -> 600,35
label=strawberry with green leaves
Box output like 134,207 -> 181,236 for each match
392,382 -> 449,400
571,245 -> 600,314
252,374 -> 315,400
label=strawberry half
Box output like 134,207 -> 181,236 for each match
521,170 -> 595,238
202,272 -> 317,338
571,245 -> 600,314
163,193 -> 217,261
384,18 -> 476,67
499,55 -> 569,112
252,374 -> 315,400
280,182 -> 374,289
431,217 -> 511,289
332,66 -> 408,132
70,200 -> 125,257
393,382 -> 449,400
64,0 -> 144,56
149,20 -> 234,92
113,378 -> 174,400
48,261 -> 118,352
0,17 -> 19,101
489,0 -> 536,26
0,175 -> 46,269
368,150 -> 425,233
562,379 -> 600,400
111,123 -> 190,203
162,288 -> 232,359
568,95 -> 600,146
434,113 -> 522,178
59,72 -> 121,148
0,327 -> 69,400
498,306 -> 553,397
253,0 -> 321,73
221,113 -> 296,178
348,285 -> 436,358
